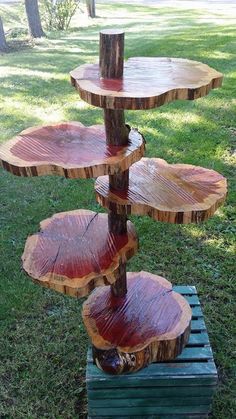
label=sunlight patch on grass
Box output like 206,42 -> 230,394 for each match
0,66 -> 65,81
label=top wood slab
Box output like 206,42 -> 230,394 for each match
70,57 -> 223,110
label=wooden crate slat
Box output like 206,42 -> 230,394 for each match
187,332 -> 209,346
89,405 -> 211,416
87,375 -> 217,389
173,285 -> 197,295
191,319 -> 206,331
88,385 -> 216,400
89,396 -> 212,408
87,360 -> 218,388
89,416 -> 208,419
174,346 -> 212,361
191,306 -> 203,317
185,295 -> 200,305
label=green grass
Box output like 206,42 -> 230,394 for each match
0,2 -> 236,418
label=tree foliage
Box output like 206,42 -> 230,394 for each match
43,0 -> 80,30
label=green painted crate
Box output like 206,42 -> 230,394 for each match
87,286 -> 218,418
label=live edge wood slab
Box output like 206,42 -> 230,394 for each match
0,122 -> 144,178
96,158 -> 227,224
86,286 -> 218,418
22,210 -> 138,298
83,271 -> 192,374
70,57 -> 223,110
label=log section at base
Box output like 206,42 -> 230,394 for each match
95,158 -> 227,224
22,210 -> 138,298
70,57 -> 222,110
0,122 -> 144,178
83,271 -> 192,374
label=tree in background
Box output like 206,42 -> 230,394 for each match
43,0 -> 80,31
0,16 -> 8,52
25,0 -> 45,38
86,0 -> 96,18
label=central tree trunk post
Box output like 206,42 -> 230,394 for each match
99,29 -> 129,297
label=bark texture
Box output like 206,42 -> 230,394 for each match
0,16 -> 8,52
25,0 -> 45,38
86,0 -> 96,18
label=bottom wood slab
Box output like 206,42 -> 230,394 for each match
86,285 -> 218,418
83,272 -> 192,374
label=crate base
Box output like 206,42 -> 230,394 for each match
86,286 -> 218,418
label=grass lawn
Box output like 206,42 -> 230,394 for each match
0,1 -> 235,418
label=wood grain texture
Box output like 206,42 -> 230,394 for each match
22,210 -> 138,298
0,122 -> 145,178
83,271 -> 192,374
70,57 -> 223,110
95,158 -> 227,224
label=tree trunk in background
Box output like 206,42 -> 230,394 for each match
86,0 -> 96,18
0,16 -> 8,52
25,0 -> 45,38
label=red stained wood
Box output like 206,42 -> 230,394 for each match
89,275 -> 180,347
0,122 -> 144,178
22,210 -> 138,298
70,57 -> 223,110
95,158 -> 227,224
83,271 -> 192,373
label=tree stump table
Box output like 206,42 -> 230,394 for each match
0,28 -> 227,417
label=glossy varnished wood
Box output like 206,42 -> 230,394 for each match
95,158 -> 227,224
22,210 -> 138,298
99,29 -> 129,297
70,57 -> 223,110
87,286 -> 218,417
86,286 -> 217,419
0,122 -> 145,178
83,271 -> 191,374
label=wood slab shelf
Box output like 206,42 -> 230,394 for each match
22,209 -> 138,298
83,271 -> 192,374
95,158 -> 227,224
70,57 -> 222,110
86,286 -> 218,418
0,122 -> 144,178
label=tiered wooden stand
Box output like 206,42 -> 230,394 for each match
0,28 -> 227,417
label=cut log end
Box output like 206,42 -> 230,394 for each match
83,271 -> 192,374
22,210 -> 138,298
